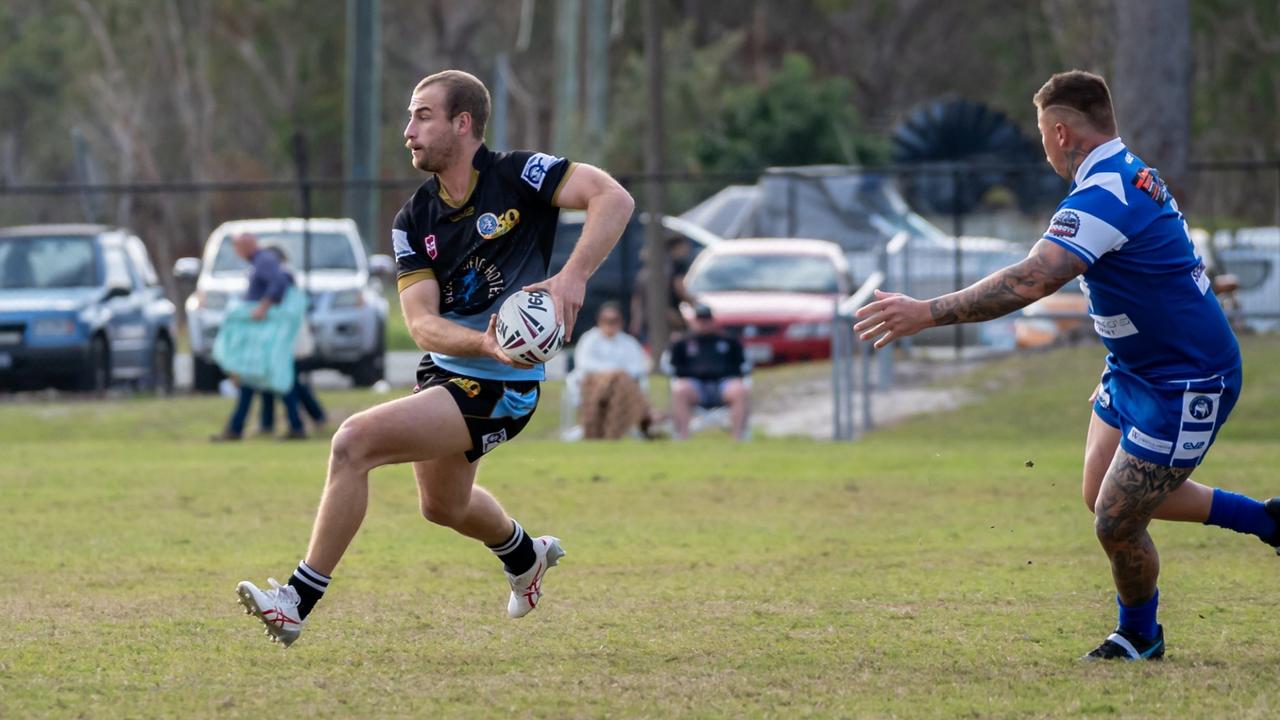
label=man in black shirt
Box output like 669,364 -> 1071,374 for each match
669,304 -> 751,440
237,69 -> 634,647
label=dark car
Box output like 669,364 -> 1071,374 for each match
0,224 -> 177,393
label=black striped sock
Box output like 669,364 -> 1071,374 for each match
287,560 -> 330,620
487,520 -> 536,575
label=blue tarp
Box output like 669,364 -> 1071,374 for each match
212,287 -> 305,393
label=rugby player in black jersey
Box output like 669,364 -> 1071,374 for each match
237,70 -> 634,646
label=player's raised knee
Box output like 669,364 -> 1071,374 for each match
329,413 -> 377,470
420,497 -> 465,528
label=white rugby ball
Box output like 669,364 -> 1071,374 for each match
495,290 -> 565,365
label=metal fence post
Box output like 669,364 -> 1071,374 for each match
859,334 -> 873,435
831,306 -> 847,440
951,165 -> 964,359
876,239 -> 893,391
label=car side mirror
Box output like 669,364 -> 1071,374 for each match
104,284 -> 131,300
368,254 -> 395,279
173,257 -> 201,281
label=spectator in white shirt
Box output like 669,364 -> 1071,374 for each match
573,302 -> 655,439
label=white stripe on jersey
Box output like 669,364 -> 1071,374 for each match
392,228 -> 412,259
1071,171 -> 1128,205
1043,208 -> 1128,264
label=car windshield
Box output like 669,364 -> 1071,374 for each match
0,236 -> 98,290
211,231 -> 358,274
688,252 -> 839,294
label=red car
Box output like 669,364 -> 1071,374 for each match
682,238 -> 853,366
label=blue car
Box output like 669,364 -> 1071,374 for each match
0,224 -> 177,393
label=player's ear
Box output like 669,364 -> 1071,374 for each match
1055,121 -> 1070,148
454,111 -> 471,137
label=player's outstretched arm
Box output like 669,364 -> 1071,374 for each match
853,239 -> 1087,349
523,164 -> 634,341
400,277 -> 525,367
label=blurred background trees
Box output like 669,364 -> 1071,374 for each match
1,0 -> 1277,258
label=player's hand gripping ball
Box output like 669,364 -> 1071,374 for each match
495,290 -> 565,365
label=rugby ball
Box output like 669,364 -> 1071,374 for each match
495,290 -> 564,365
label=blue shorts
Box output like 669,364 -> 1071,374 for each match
1093,365 -> 1241,468
684,378 -> 746,409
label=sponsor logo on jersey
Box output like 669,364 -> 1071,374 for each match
449,206 -> 476,222
481,428 -> 508,453
1090,312 -> 1139,339
449,377 -> 481,398
423,234 -> 438,260
1048,210 -> 1081,239
442,256 -> 506,310
476,208 -> 520,240
1191,258 -> 1210,294
1127,426 -> 1172,454
1173,429 -> 1213,461
1131,167 -> 1170,205
392,228 -> 413,259
520,152 -> 562,191
1188,395 -> 1214,420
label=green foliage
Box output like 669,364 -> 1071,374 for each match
605,26 -> 882,211
0,3 -> 82,183
2,338 -> 1280,717
695,53 -> 880,174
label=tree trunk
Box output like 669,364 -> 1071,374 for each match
1113,0 -> 1191,189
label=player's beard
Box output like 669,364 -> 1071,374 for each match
413,136 -> 458,174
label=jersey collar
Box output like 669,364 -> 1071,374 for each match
1074,137 -> 1126,185
433,145 -> 493,208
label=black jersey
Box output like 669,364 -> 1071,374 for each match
393,144 -> 576,380
669,332 -> 750,381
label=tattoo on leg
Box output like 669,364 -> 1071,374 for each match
1093,451 -> 1194,604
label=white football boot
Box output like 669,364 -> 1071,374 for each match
506,535 -> 565,618
236,578 -> 304,647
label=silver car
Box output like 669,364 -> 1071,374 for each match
175,218 -> 393,391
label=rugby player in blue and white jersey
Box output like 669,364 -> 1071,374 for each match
855,70 -> 1276,661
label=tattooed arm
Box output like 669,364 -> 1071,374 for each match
852,239 -> 1087,349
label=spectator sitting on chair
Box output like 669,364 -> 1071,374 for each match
574,302 -> 655,439
668,304 -> 751,440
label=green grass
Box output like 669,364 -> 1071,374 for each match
383,289 -> 418,352
3,338 -> 1280,718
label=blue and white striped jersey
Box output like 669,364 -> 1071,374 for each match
1042,138 -> 1240,381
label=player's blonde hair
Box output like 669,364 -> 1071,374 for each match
415,70 -> 490,140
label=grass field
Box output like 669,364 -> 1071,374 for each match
3,338 -> 1280,718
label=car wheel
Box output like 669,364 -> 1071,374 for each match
78,335 -> 110,394
192,355 -> 224,394
350,324 -> 385,388
151,336 -> 175,396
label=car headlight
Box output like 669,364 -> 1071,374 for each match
785,322 -> 832,339
330,289 -> 364,309
32,316 -> 78,337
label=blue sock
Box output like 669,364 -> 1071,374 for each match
1117,589 -> 1159,641
1205,488 -> 1276,540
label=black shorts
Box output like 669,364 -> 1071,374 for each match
414,355 -> 540,463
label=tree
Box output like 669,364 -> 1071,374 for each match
694,53 -> 878,175
1113,0 -> 1192,185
